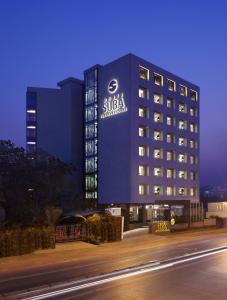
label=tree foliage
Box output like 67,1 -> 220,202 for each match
0,140 -> 74,227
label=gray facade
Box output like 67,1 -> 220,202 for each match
26,77 -> 84,198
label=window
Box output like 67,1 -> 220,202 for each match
139,106 -> 149,118
179,120 -> 187,130
179,103 -> 187,113
190,155 -> 196,164
153,93 -> 163,104
167,79 -> 176,92
179,85 -> 187,97
166,186 -> 174,196
154,167 -> 162,177
139,184 -> 149,195
85,106 -> 97,122
139,66 -> 149,80
139,165 -> 149,176
154,148 -> 163,159
154,73 -> 163,86
154,130 -> 162,141
190,89 -> 198,101
179,170 -> 187,179
86,140 -> 98,156
178,187 -> 186,196
167,97 -> 174,108
179,137 -> 187,147
190,171 -> 197,180
190,139 -> 196,148
167,116 -> 174,126
167,151 -> 174,161
85,123 -> 98,139
139,87 -> 149,99
27,111 -> 36,122
178,153 -> 187,163
167,133 -> 174,143
139,126 -> 149,137
27,128 -> 36,138
154,112 -> 162,122
139,145 -> 149,157
190,107 -> 197,117
167,168 -> 174,178
190,187 -> 197,196
190,123 -> 197,133
154,185 -> 162,195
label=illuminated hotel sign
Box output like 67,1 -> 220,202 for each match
101,79 -> 128,119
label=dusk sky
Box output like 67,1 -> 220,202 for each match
0,0 -> 227,187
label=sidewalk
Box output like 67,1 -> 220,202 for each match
0,227 -> 227,275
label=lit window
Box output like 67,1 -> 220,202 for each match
139,87 -> 149,99
153,93 -> 163,104
167,151 -> 174,161
27,141 -> 36,145
179,103 -> 187,113
179,85 -> 187,97
190,139 -> 196,148
139,145 -> 149,157
139,66 -> 149,80
154,148 -> 163,159
167,79 -> 176,92
139,184 -> 149,195
139,126 -> 148,137
167,116 -> 174,126
167,168 -> 174,178
190,90 -> 198,101
179,137 -> 187,147
179,120 -> 187,130
167,97 -> 174,108
190,123 -> 197,133
190,171 -> 197,180
139,165 -> 149,176
178,187 -> 186,196
154,112 -> 162,122
166,186 -> 174,196
154,130 -> 162,141
179,170 -> 187,179
154,167 -> 162,177
190,155 -> 196,164
166,133 -> 174,143
178,153 -> 187,163
27,111 -> 36,122
190,187 -> 197,196
190,107 -> 197,117
154,73 -> 163,86
154,185 -> 162,195
139,106 -> 149,118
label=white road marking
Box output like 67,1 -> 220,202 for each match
22,246 -> 227,300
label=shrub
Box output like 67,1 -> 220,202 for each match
0,227 -> 55,258
86,215 -> 122,244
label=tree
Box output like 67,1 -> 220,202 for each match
0,140 -> 74,227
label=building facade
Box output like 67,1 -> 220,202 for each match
26,77 -> 84,199
84,54 -> 199,223
27,54 -> 200,224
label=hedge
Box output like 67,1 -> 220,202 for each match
86,215 -> 122,244
0,227 -> 55,257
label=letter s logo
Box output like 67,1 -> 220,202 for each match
108,79 -> 118,94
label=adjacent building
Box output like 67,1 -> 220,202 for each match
26,54 -> 200,224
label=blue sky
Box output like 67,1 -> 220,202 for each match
0,0 -> 227,186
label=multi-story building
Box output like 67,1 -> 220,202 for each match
26,77 -> 84,199
26,54 -> 200,224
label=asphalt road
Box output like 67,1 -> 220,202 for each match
1,231 -> 227,299
48,249 -> 227,300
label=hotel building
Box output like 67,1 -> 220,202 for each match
26,54 -> 200,224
